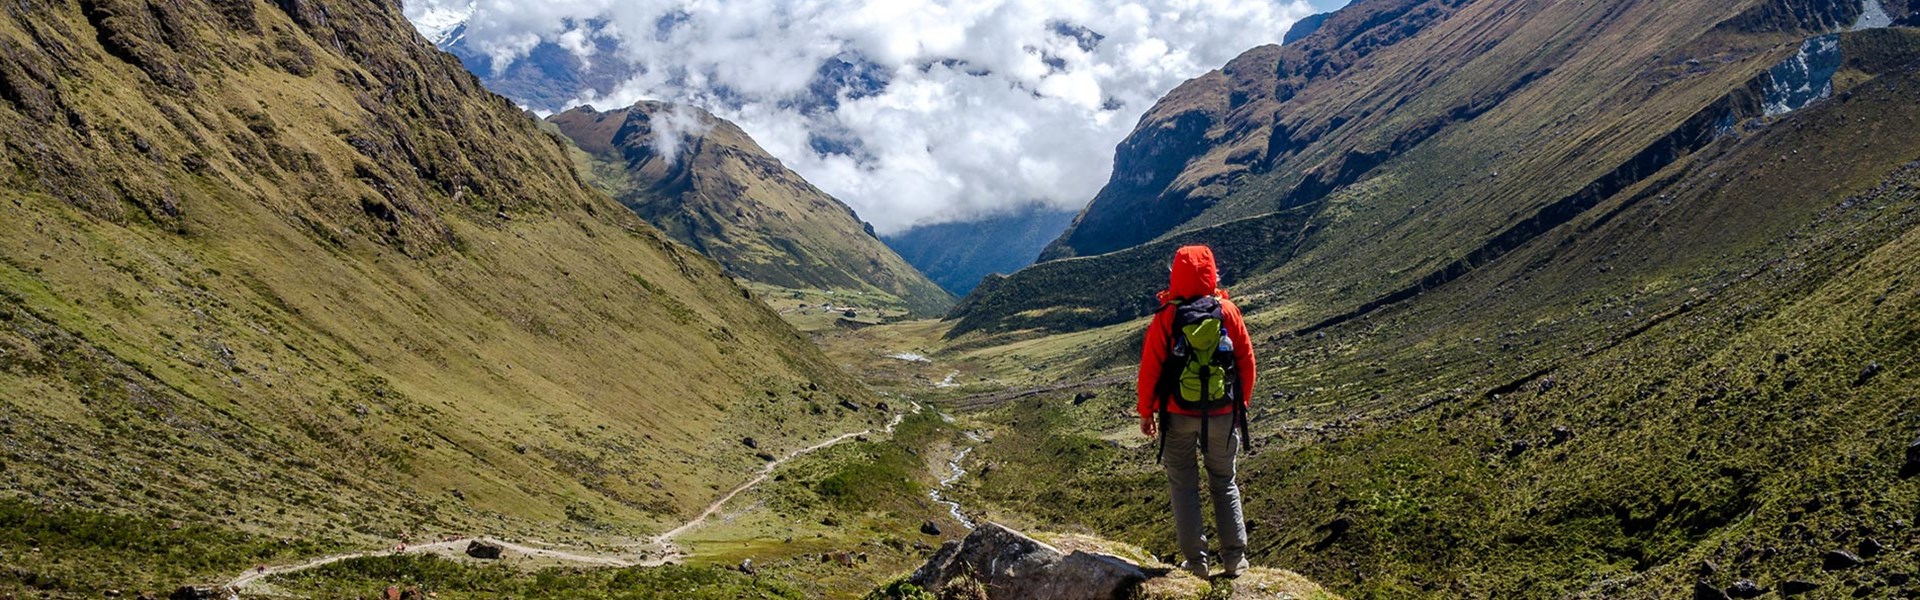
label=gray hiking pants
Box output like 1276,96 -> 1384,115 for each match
1162,413 -> 1246,566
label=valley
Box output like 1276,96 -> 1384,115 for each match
4,0 -> 1920,598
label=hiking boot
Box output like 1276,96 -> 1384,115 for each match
1179,560 -> 1209,578
1222,556 -> 1251,578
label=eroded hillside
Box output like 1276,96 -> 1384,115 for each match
0,0 -> 882,592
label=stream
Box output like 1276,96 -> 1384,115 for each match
930,429 -> 982,530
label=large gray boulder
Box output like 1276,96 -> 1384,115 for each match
908,522 -> 1148,600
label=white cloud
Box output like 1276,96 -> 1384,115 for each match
403,0 -> 1317,234
650,104 -> 713,166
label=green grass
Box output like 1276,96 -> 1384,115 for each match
275,555 -> 804,600
0,497 -> 329,596
0,0 -> 883,582
930,22 -> 1920,599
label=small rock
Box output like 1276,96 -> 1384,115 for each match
1824,549 -> 1863,570
449,488 -> 464,501
1698,560 -> 1720,576
821,516 -> 840,527
168,586 -> 218,600
106,590 -> 122,598
843,309 -> 857,318
1506,439 -> 1532,458
464,540 -> 504,560
875,402 -> 890,411
1727,579 -> 1765,598
1694,582 -> 1730,600
755,451 -> 776,462
741,437 -> 758,449
739,558 -> 755,574
838,399 -> 861,411
1903,437 -> 1920,478
1859,538 -> 1884,557
1854,361 -> 1881,386
514,444 -> 528,454
1550,425 -> 1574,446
921,521 -> 942,536
1781,580 -> 1820,595
1072,391 -> 1096,405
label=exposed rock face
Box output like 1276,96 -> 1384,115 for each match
908,522 -> 1148,600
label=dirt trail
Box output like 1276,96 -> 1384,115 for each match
227,407 -> 915,593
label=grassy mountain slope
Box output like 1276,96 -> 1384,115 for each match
962,0 -> 1912,336
949,49 -> 1920,596
0,0 -> 880,593
932,0 -> 1920,597
548,103 -> 953,316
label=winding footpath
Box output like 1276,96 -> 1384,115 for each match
227,407 -> 916,594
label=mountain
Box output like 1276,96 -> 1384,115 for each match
882,205 -> 1077,296
436,17 -> 636,113
1283,11 -> 1333,45
0,0 -> 880,591
547,102 -> 953,316
971,0 -> 1918,335
946,0 -> 1920,597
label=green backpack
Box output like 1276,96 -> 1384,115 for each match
1154,296 -> 1249,458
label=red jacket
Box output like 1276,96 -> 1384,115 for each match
1138,246 -> 1257,418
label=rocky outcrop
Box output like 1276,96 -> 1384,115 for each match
908,523 -> 1149,600
465,540 -> 503,560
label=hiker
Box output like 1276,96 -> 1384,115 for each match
1137,244 -> 1256,579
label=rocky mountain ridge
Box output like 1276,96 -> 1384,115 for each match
547,101 -> 953,316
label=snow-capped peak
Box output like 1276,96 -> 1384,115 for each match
406,0 -> 476,46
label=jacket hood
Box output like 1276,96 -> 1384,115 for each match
1159,245 -> 1223,304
